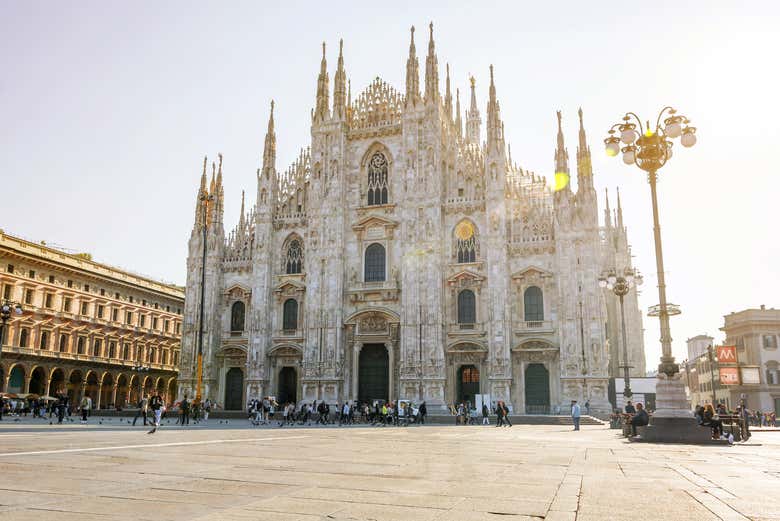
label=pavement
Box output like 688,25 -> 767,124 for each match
0,418 -> 778,520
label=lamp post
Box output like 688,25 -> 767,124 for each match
0,301 -> 24,384
599,268 -> 642,400
605,107 -> 697,432
196,192 -> 215,403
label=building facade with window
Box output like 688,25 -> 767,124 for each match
179,26 -> 645,413
0,230 -> 184,408
718,306 -> 780,413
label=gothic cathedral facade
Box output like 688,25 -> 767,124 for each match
179,25 -> 645,414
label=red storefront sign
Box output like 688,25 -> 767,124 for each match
719,367 -> 740,385
717,345 -> 738,364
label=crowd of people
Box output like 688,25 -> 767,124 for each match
245,398 -> 429,427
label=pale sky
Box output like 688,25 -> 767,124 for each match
2,1 -> 778,371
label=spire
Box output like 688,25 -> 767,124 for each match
404,26 -> 421,108
576,107 -> 594,192
444,63 -> 452,120
604,188 -> 612,228
465,76 -> 481,144
238,190 -> 246,230
314,42 -> 330,122
333,39 -> 347,119
486,65 -> 504,150
194,155 -> 208,229
262,100 -> 276,180
617,187 -> 624,230
455,88 -> 462,137
200,155 -> 207,193
555,110 -> 570,177
424,22 -> 439,104
508,143 -> 513,167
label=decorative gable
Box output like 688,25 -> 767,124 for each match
352,214 -> 398,240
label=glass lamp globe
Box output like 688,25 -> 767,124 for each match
605,140 -> 620,157
598,279 -> 607,288
665,121 -> 682,138
608,274 -> 617,285
621,129 -> 636,145
14,305 -> 23,315
622,149 -> 636,165
681,130 -> 697,147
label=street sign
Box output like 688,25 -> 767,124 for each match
719,367 -> 740,385
716,345 -> 738,364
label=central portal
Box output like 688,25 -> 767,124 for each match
457,364 -> 480,405
358,343 -> 389,403
224,367 -> 244,410
277,366 -> 297,404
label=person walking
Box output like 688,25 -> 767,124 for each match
418,402 -> 427,425
147,391 -> 164,434
133,394 -> 148,426
571,400 -> 581,431
502,401 -> 512,427
203,398 -> 211,422
584,400 -> 590,415
482,402 -> 490,425
56,392 -> 67,424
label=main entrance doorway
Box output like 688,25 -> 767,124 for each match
358,343 -> 389,403
525,363 -> 550,414
277,366 -> 297,404
457,364 -> 480,405
224,367 -> 244,410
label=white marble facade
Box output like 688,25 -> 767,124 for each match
178,25 -> 645,414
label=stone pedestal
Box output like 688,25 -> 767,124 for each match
653,372 -> 691,418
639,372 -> 714,443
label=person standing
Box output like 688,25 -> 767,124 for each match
133,394 -> 148,426
571,400 -> 581,431
418,402 -> 427,425
482,402 -> 490,425
584,400 -> 590,415
180,395 -> 190,426
80,395 -> 91,424
147,391 -> 164,434
56,391 -> 67,424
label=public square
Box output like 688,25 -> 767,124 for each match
1,420 -> 778,520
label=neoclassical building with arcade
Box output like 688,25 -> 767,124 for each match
178,24 -> 645,414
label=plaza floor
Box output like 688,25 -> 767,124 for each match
0,419 -> 778,521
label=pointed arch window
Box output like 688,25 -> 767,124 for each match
524,286 -> 544,322
455,221 -> 477,263
457,289 -> 476,325
364,243 -> 386,282
367,152 -> 389,205
231,301 -> 245,334
285,239 -> 304,274
283,299 -> 298,331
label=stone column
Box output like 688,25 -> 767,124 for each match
111,384 -> 118,408
80,378 -> 87,403
23,375 -> 31,394
44,376 -> 51,398
95,382 -> 102,410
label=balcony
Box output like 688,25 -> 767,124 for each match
446,322 -> 486,338
514,320 -> 555,335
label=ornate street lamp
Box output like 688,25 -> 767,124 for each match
599,268 -> 642,400
0,300 -> 24,373
132,364 -> 151,402
605,107 -> 698,432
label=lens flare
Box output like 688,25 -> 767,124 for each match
553,172 -> 569,192
645,128 -> 655,137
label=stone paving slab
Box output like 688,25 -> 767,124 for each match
0,422 -> 778,520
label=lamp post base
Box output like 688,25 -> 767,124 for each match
638,417 -> 716,443
652,372 -> 692,418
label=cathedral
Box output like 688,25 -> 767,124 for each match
179,24 -> 645,414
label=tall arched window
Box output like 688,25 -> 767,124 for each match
59,334 -> 67,352
283,299 -> 298,330
457,290 -> 476,325
19,328 -> 28,348
455,221 -> 477,263
367,152 -> 389,205
77,336 -> 85,354
285,239 -> 304,274
524,286 -> 544,322
40,331 -> 49,350
364,243 -> 386,282
231,301 -> 245,333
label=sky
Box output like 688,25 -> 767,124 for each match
2,1 -> 779,370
